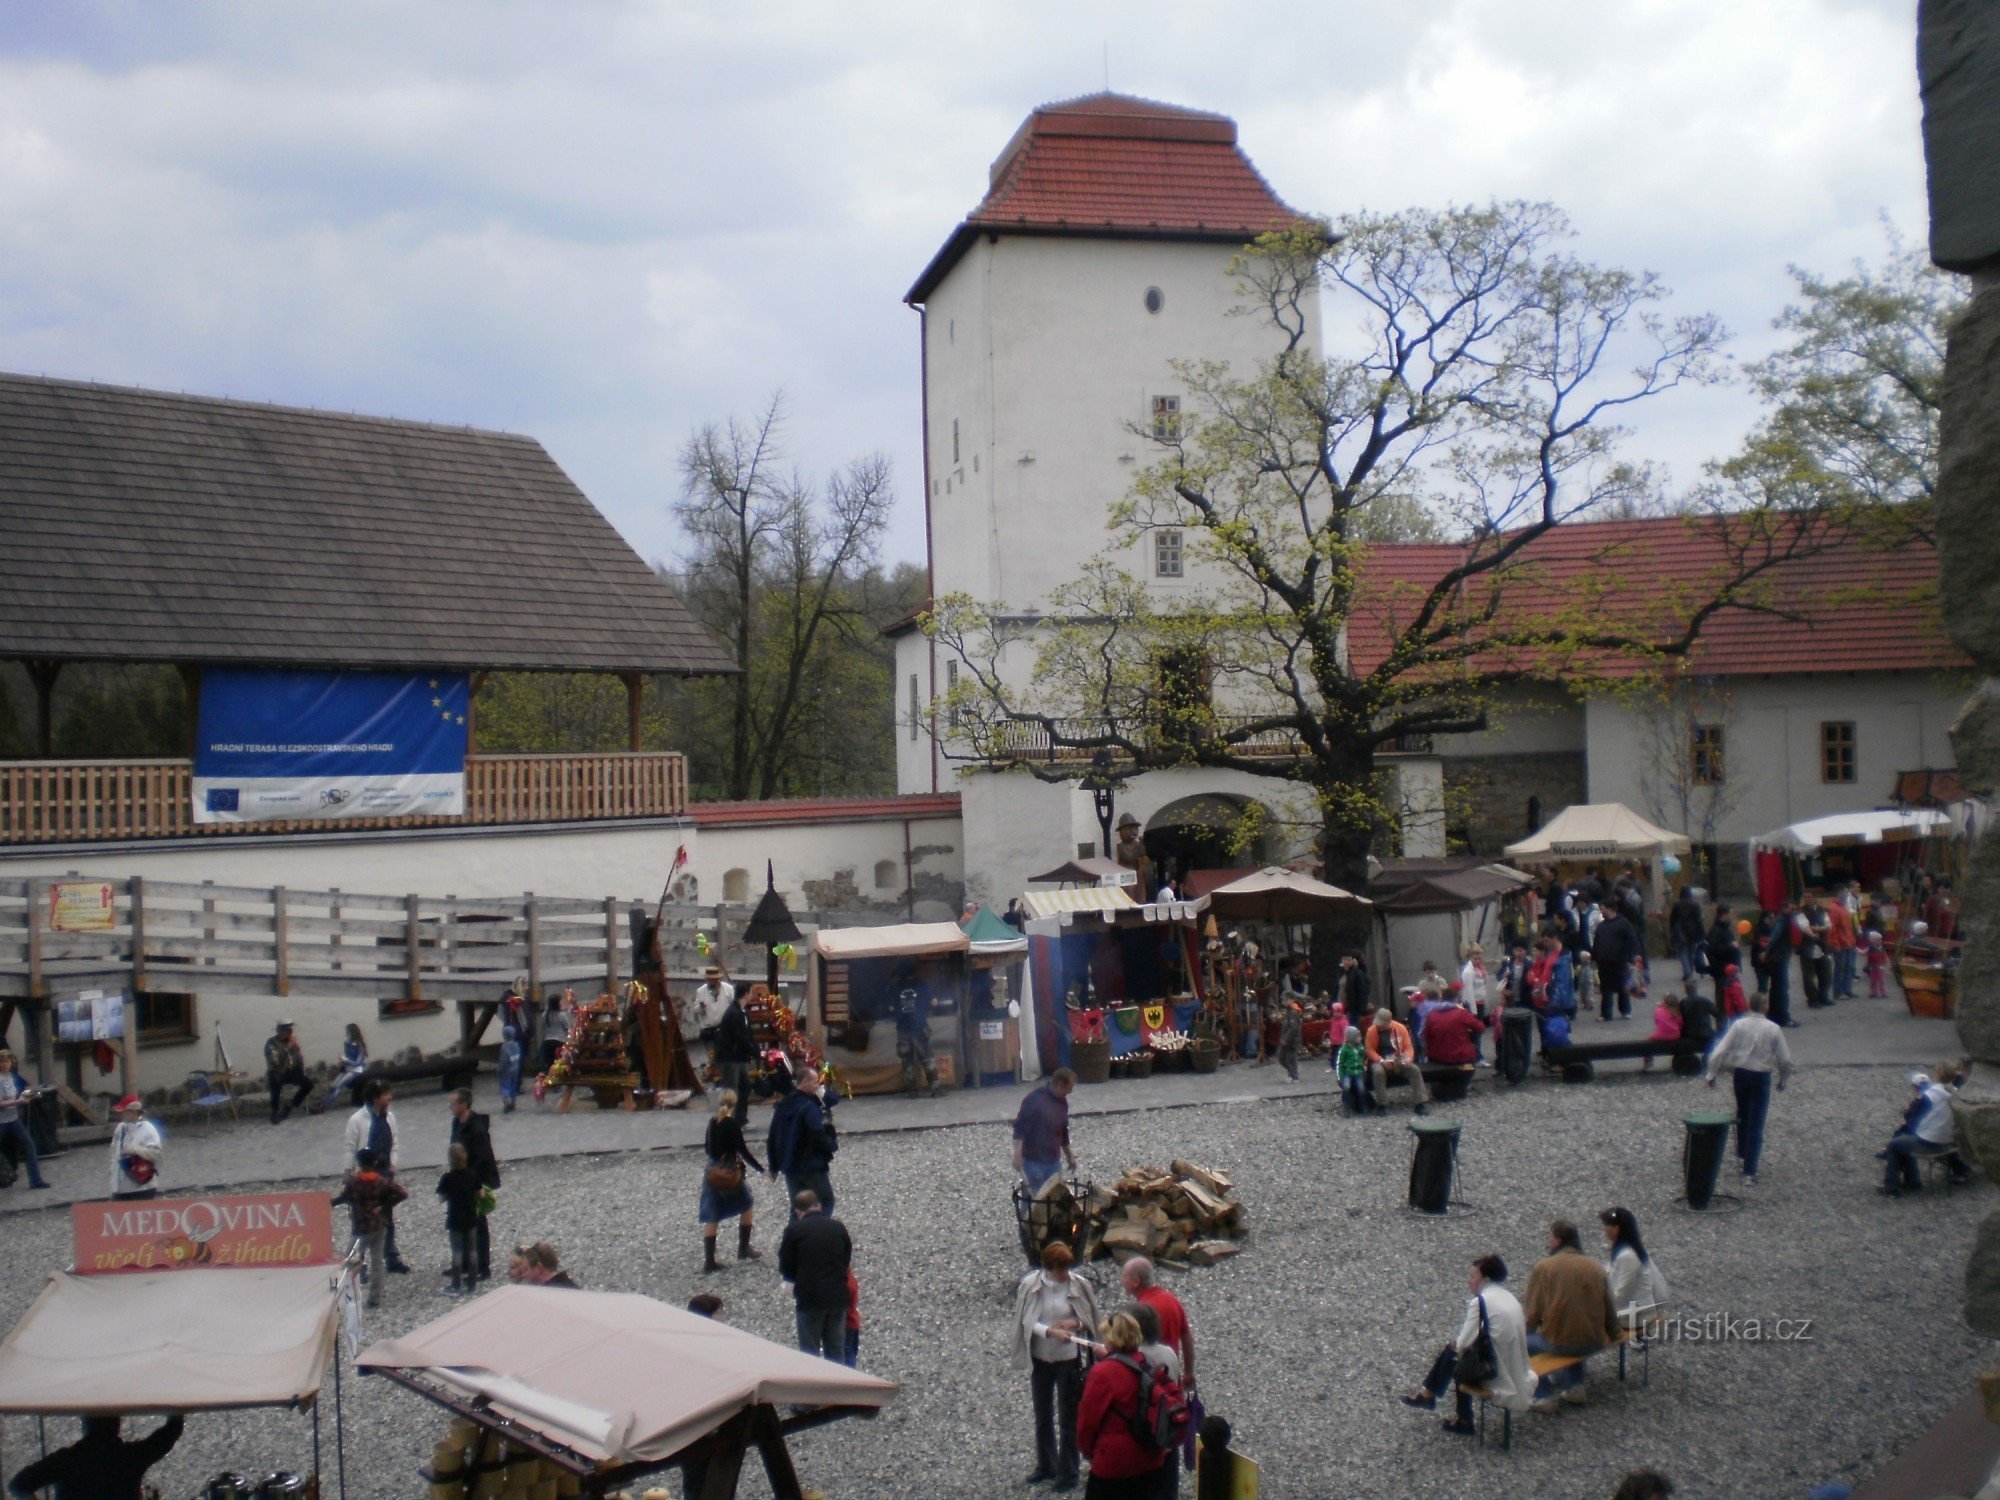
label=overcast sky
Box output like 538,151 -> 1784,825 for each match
0,0 -> 1928,569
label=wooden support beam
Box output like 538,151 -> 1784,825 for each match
25,877 -> 45,1001
26,661 -> 62,758
525,894 -> 542,1001
749,1405 -> 804,1500
272,886 -> 290,996
405,894 -> 423,1003
695,1412 -> 750,1500
127,876 -> 149,994
604,896 -> 620,991
176,664 -> 202,759
622,672 -> 645,752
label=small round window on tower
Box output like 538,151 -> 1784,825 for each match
1144,286 -> 1164,314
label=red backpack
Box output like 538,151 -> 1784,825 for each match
1112,1354 -> 1191,1452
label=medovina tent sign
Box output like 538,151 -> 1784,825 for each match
72,1192 -> 335,1274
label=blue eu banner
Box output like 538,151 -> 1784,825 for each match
193,669 -> 470,824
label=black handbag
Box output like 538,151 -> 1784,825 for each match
1455,1294 -> 1500,1386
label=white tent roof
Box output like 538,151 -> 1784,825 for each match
811,922 -> 970,961
358,1285 -> 897,1465
1748,808 -> 1952,855
0,1266 -> 337,1415
1504,802 -> 1691,860
1020,886 -> 1140,920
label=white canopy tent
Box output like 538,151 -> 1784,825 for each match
0,1265 -> 338,1415
809,922 -> 970,961
1748,808 -> 1951,856
1505,802 -> 1691,914
807,922 -> 973,1093
359,1286 -> 896,1492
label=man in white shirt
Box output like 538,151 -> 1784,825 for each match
1882,1067 -> 1969,1196
1704,992 -> 1794,1186
690,965 -> 734,1070
109,1094 -> 162,1199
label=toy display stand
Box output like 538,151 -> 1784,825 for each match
535,992 -> 639,1111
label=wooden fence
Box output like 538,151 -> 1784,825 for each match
0,752 -> 689,845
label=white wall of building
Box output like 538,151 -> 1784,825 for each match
1433,683 -> 1587,756
1582,670 -> 1968,842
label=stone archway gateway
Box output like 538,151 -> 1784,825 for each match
1143,793 -> 1268,888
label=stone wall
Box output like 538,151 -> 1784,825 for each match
1443,751 -> 1588,856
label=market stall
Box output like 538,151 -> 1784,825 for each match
961,906 -> 1028,1085
1020,887 -> 1208,1079
806,922 -> 970,1095
1746,809 -> 1956,909
1206,866 -> 1372,1057
0,1193 -> 344,1497
357,1285 -> 897,1500
1368,859 -> 1534,1005
1504,802 -> 1690,917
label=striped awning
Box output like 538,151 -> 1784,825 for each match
1020,886 -> 1140,920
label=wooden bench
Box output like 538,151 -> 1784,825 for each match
1379,1063 -> 1478,1102
338,1056 -> 480,1109
1459,1335 -> 1651,1450
1541,1038 -> 1705,1083
1906,1141 -> 1966,1196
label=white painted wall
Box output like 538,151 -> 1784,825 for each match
1582,670 -> 1968,841
1433,684 -> 1587,756
893,628 -> 938,795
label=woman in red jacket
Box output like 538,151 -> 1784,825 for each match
1076,1312 -> 1168,1497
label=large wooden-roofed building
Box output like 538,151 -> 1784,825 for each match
0,372 -> 735,842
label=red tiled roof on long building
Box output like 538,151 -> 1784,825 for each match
691,793 -> 961,829
1345,515 -> 1962,680
907,92 -> 1303,303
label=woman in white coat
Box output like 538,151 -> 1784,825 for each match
1011,1241 -> 1103,1487
1402,1253 -> 1535,1435
1601,1206 -> 1670,1321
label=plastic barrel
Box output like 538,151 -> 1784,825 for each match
27,1090 -> 63,1156
1498,1009 -> 1534,1085
1683,1111 -> 1734,1209
1408,1119 -> 1461,1214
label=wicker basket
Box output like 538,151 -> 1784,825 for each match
1189,1039 -> 1221,1074
1070,1037 -> 1112,1084
1126,1051 -> 1155,1079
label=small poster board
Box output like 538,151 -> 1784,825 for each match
48,881 -> 114,932
1194,1439 -> 1260,1499
978,1020 -> 1005,1041
72,1191 -> 336,1273
56,987 -> 124,1043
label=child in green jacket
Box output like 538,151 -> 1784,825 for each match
1334,1025 -> 1374,1115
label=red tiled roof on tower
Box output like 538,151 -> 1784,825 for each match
906,92 -> 1304,303
1345,516 -> 1962,680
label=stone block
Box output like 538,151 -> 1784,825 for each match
1920,0 -> 2000,273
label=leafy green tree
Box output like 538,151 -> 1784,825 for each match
932,202 -> 1843,887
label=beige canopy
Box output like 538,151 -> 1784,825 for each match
810,922 -> 970,961
0,1266 -> 337,1415
1504,802 -> 1691,861
1205,866 -> 1372,923
358,1285 -> 897,1466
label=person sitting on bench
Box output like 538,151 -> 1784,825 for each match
1365,1009 -> 1429,1115
1401,1253 -> 1533,1437
1881,1065 -> 1972,1197
1420,998 -> 1486,1074
1522,1219 -> 1621,1402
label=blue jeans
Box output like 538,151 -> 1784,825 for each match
1022,1157 -> 1062,1194
1527,1333 -> 1603,1393
0,1118 -> 46,1187
796,1303 -> 845,1360
1340,1076 -> 1371,1114
1834,947 -> 1857,999
1733,1068 -> 1773,1175
1675,944 -> 1700,982
1766,963 -> 1792,1026
784,1170 -> 835,1217
842,1327 -> 859,1368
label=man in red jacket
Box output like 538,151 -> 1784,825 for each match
1422,1002 -> 1487,1068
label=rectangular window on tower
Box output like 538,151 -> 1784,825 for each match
1821,721 -> 1856,783
1154,529 -> 1184,578
1690,724 -> 1725,786
908,673 -> 919,743
945,661 -> 960,729
1151,395 -> 1182,442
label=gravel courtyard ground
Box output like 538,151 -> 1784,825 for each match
0,1057 -> 1983,1500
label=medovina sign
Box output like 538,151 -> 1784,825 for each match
72,1192 -> 335,1273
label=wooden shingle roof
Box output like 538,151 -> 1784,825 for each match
0,373 -> 736,675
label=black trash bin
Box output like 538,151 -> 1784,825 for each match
27,1088 -> 65,1157
1498,1008 -> 1534,1085
1408,1119 -> 1461,1214
1682,1111 -> 1734,1209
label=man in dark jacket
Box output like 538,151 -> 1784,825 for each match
1337,953 -> 1371,1030
777,1189 -> 852,1360
713,990 -> 758,1106
448,1088 -> 500,1280
1668,890 -> 1705,982
1763,906 -> 1797,1027
1704,907 -> 1741,1010
1590,902 -> 1639,1021
767,1066 -> 838,1214
264,1020 -> 313,1124
8,1414 -> 184,1500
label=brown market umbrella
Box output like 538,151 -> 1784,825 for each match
1205,865 -> 1372,923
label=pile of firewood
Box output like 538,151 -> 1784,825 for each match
1082,1160 -> 1245,1268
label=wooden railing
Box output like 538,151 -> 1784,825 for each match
0,753 -> 689,845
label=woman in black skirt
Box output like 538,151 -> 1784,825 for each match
700,1090 -> 764,1273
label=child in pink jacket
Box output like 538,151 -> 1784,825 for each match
1641,994 -> 1682,1070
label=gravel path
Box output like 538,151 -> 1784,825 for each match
0,1061 -> 1984,1500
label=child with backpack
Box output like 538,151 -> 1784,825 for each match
333,1148 -> 407,1308
1334,1025 -> 1373,1115
1077,1312 -> 1185,1495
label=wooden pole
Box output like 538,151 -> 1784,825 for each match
525,894 -> 542,1001
622,673 -> 645,752
127,876 -> 149,995
26,662 -> 61,758
176,664 -> 202,759
405,895 -> 423,1004
603,896 -> 620,990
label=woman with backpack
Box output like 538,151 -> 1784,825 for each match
1077,1312 -> 1172,1496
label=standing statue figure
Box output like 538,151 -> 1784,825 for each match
891,961 -> 941,1099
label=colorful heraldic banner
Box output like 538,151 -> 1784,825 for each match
193,668 -> 469,824
72,1191 -> 336,1273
